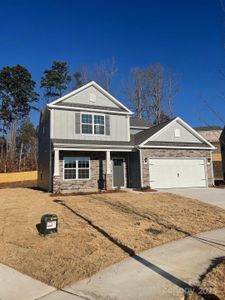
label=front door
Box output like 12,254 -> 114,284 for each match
113,158 -> 125,188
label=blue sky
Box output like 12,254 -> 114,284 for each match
0,0 -> 224,127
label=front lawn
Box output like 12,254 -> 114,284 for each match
186,258 -> 225,300
0,188 -> 225,288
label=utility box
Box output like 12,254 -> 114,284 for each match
40,214 -> 58,236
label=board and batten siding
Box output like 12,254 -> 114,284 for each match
63,86 -> 119,108
152,121 -> 201,144
51,109 -> 130,141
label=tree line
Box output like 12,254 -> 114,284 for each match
0,59 -> 178,173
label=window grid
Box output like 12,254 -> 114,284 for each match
64,157 -> 90,180
81,113 -> 105,135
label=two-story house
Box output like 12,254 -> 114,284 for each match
38,81 -> 215,193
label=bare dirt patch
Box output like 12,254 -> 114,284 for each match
0,188 -> 225,288
0,180 -> 37,188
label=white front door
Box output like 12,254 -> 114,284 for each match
149,158 -> 207,188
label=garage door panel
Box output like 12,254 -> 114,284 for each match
149,158 -> 206,188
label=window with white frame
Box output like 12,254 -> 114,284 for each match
81,113 -> 105,135
81,114 -> 93,134
94,115 -> 104,134
64,157 -> 90,180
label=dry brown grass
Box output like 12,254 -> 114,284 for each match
0,188 -> 225,288
186,258 -> 225,300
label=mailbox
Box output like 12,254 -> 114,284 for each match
40,214 -> 58,236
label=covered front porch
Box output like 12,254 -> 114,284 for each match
52,148 -> 132,193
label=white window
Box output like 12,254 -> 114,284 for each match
64,157 -> 90,180
81,114 -> 93,134
94,115 -> 104,134
174,128 -> 181,137
81,113 -> 105,135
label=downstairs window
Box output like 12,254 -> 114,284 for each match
64,157 -> 90,180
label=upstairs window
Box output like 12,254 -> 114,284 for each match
82,114 -> 92,134
94,115 -> 104,134
81,113 -> 105,135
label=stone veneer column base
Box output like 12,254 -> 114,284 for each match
105,173 -> 113,190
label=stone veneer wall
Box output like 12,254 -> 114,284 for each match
141,149 -> 213,187
53,151 -> 128,193
53,151 -> 109,193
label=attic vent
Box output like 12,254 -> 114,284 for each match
174,128 -> 181,137
89,93 -> 96,103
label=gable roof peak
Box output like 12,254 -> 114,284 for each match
47,81 -> 133,114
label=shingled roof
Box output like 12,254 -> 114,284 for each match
194,126 -> 223,131
130,117 -> 151,128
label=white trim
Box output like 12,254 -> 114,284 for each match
106,151 -> 111,174
148,157 -> 207,188
47,81 -> 133,114
63,156 -> 91,181
53,143 -> 134,149
80,112 -> 105,136
140,145 -> 214,150
130,126 -> 150,129
112,157 -> 126,188
47,104 -> 132,115
54,149 -> 59,176
139,117 -> 215,149
204,157 -> 209,187
50,109 -> 54,139
127,116 -> 130,142
54,147 -> 133,152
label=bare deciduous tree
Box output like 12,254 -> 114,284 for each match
125,63 -> 179,124
200,96 -> 225,125
73,58 -> 118,92
95,58 -> 118,92
123,67 -> 149,118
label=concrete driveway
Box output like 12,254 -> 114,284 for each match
162,187 -> 225,210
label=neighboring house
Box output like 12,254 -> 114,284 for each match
220,126 -> 225,181
38,81 -> 215,192
195,126 -> 223,183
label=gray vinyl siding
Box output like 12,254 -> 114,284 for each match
38,109 -> 51,191
152,121 -> 201,143
51,109 -> 129,142
63,86 -> 119,108
128,150 -> 141,188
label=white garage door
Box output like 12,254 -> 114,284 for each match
149,158 -> 207,188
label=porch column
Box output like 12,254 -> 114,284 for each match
106,150 -> 111,174
105,150 -> 112,190
54,149 -> 59,176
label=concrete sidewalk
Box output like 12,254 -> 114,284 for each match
0,263 -> 55,300
1,228 -> 225,300
42,228 -> 225,300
